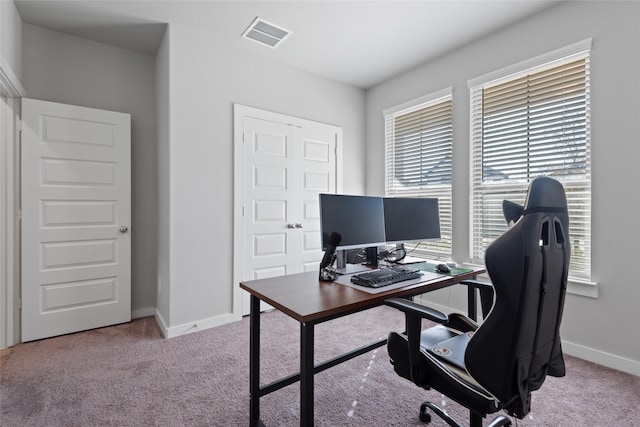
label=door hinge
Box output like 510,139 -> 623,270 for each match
16,209 -> 22,221
16,118 -> 22,133
15,297 -> 22,310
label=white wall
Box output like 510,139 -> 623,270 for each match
159,24 -> 365,334
0,0 -> 22,83
22,24 -> 159,318
366,0 -> 640,373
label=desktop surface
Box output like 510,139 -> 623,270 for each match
240,264 -> 484,324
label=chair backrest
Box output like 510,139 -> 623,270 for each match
465,176 -> 570,417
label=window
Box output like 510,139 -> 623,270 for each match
384,88 -> 453,258
469,40 -> 592,280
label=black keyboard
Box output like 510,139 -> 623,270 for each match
351,266 -> 422,288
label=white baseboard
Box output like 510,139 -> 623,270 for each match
562,340 -> 640,377
154,310 -> 241,339
131,307 -> 155,319
154,309 -> 170,338
415,296 -> 640,377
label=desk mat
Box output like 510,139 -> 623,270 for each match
411,262 -> 474,276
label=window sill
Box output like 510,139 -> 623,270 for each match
567,277 -> 598,299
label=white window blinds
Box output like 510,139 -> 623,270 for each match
384,90 -> 453,257
469,43 -> 591,279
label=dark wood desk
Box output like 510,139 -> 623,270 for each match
240,265 -> 485,426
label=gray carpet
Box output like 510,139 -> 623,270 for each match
1,306 -> 639,426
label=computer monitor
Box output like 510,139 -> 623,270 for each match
319,194 -> 386,251
383,197 -> 441,244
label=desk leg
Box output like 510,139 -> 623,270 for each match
300,322 -> 314,427
467,285 -> 477,323
249,295 -> 262,427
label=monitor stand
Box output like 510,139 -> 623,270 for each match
335,250 -> 370,275
392,243 -> 426,264
365,246 -> 379,267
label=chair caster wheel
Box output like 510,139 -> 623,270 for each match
419,403 -> 431,423
419,411 -> 431,423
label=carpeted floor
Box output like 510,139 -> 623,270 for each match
1,306 -> 639,426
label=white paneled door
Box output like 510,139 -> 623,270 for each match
235,105 -> 341,315
21,98 -> 131,342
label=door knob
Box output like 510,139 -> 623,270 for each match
295,223 -> 303,229
119,226 -> 129,233
287,223 -> 296,229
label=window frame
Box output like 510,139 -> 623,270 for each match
383,88 -> 453,260
467,39 -> 596,295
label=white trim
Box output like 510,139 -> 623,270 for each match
1,96 -> 10,349
383,86 -> 452,117
0,56 -> 26,97
154,308 -> 170,338
562,340 -> 640,377
467,44 -> 593,282
336,125 -> 344,194
383,88 -> 454,257
0,57 -> 24,349
567,278 -> 598,298
233,104 -> 244,319
159,311 -> 239,339
467,38 -> 592,89
0,96 -> 20,349
234,104 -> 344,133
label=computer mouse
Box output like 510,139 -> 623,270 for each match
436,263 -> 451,273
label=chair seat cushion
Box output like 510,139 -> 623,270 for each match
423,326 -> 473,370
388,327 -> 503,416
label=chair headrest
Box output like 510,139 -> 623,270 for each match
502,176 -> 568,224
523,176 -> 568,214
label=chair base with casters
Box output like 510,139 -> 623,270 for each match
418,402 -> 511,427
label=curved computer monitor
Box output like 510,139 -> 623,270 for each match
319,194 -> 386,251
383,197 -> 441,244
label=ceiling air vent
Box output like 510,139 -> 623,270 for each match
242,17 -> 291,48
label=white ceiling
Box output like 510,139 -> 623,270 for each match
14,0 -> 561,89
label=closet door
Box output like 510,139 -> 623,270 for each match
234,105 -> 341,315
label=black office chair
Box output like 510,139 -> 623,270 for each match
386,176 -> 570,427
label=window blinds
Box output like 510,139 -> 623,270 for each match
470,53 -> 591,278
385,94 -> 453,257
